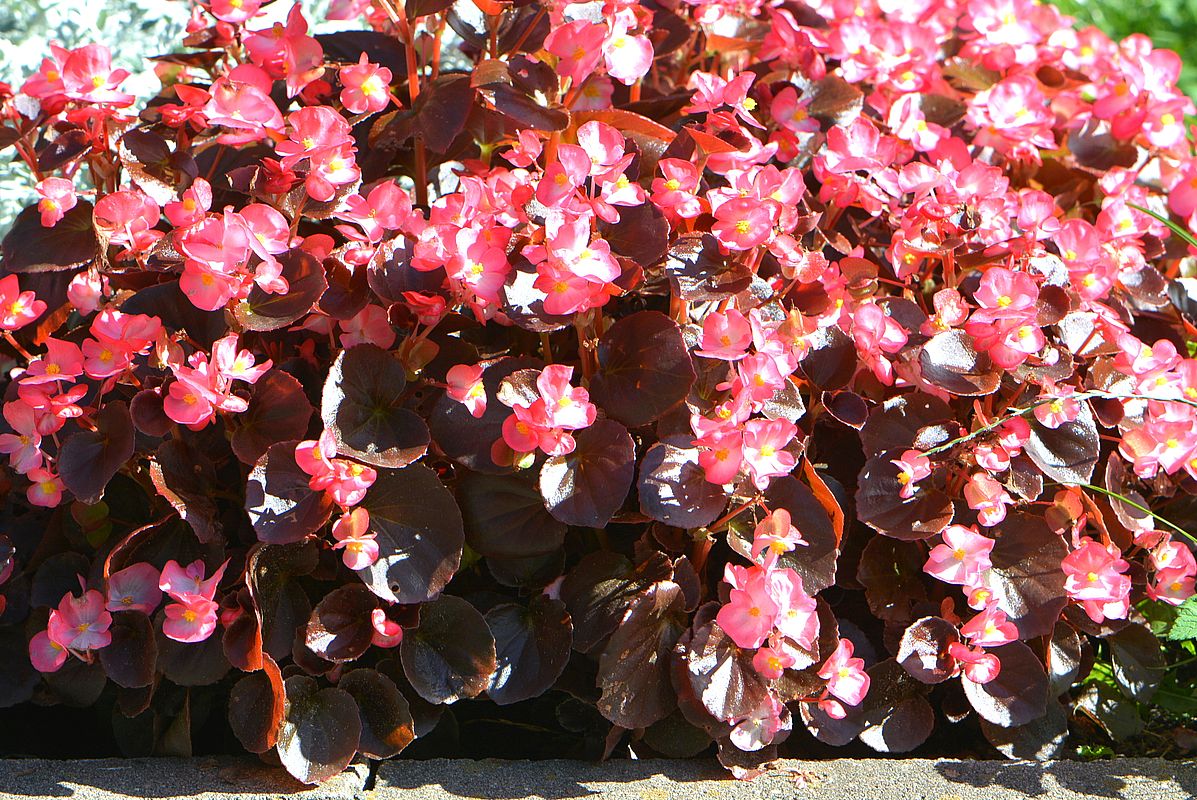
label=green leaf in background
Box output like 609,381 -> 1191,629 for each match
1167,596 -> 1197,640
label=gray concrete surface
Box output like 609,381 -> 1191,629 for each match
2,757 -> 1195,800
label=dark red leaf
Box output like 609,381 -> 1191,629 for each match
457,471 -> 566,559
231,369 -> 314,466
485,596 -> 573,705
306,584 -> 378,663
638,444 -> 726,529
1,201 -> 97,273
228,654 -> 285,753
339,668 -> 415,758
962,641 -> 1049,728
232,249 -> 328,332
58,400 -> 135,504
539,419 -> 636,528
277,675 -> 361,785
246,441 -> 335,545
591,311 -> 695,428
98,611 -> 157,689
401,594 -> 496,704
149,439 -> 222,544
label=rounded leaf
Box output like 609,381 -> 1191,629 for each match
306,585 -> 378,663
638,444 -> 726,529
321,344 -> 429,469
539,419 -> 635,528
590,311 -> 696,428
339,668 -> 415,759
231,369 -> 314,466
228,654 -> 285,753
278,675 -> 361,785
233,249 -> 328,332
986,513 -> 1068,639
58,401 -> 135,504
401,594 -> 496,704
458,471 -> 566,559
1024,401 -> 1099,485
896,616 -> 959,685
485,596 -> 573,705
962,641 -> 1049,728
99,611 -> 157,689
358,464 -> 464,604
856,452 -> 953,540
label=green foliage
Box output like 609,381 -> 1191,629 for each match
1051,0 -> 1197,97
1166,596 -> 1197,640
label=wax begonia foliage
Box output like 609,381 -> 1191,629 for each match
0,0 -> 1196,782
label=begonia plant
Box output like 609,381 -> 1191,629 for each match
1,0 -> 1197,781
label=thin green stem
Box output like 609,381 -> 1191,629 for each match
1080,483 -> 1197,546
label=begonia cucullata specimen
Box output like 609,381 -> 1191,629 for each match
2,0 -> 1197,782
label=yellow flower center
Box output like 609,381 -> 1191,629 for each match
735,220 -> 752,234
665,179 -> 681,191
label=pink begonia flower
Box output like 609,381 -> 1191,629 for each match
164,377 -> 216,426
212,333 -> 272,384
159,558 -> 228,602
767,568 -> 819,650
948,642 -> 1001,684
371,608 -> 403,648
1033,384 -> 1081,429
696,428 -> 744,485
0,400 -> 44,474
544,21 -> 606,87
61,44 -> 133,106
23,337 -> 85,385
1062,539 -> 1132,623
711,197 -> 774,251
501,129 -> 543,168
296,429 -> 338,478
49,588 -> 112,651
0,275 -> 47,331
742,418 -> 798,490
851,302 -> 908,386
26,468 -> 64,507
327,0 -> 371,20
964,472 -> 1014,527
446,364 -> 487,418
730,695 -> 790,752
243,4 -> 324,97
106,563 -> 162,614
20,44 -> 70,100
35,178 -> 77,227
537,365 -> 596,431
752,645 -> 795,680
278,107 -> 353,169
93,190 -> 163,256
339,305 -> 396,350
602,15 -> 653,86
1150,567 -> 1197,605
163,595 -> 221,643
716,566 -> 778,649
67,271 -> 105,315
970,267 -> 1039,323
818,639 -> 870,708
923,525 -> 994,587
696,309 -> 752,361
959,607 -> 1018,647
771,86 -> 819,137
165,178 -> 213,228
306,144 -> 362,203
29,630 -> 68,673
650,158 -> 703,222
750,508 -> 808,568
210,0 -> 263,25
891,449 -> 931,499
332,508 -> 379,570
203,64 -> 284,136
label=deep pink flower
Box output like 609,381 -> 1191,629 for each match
817,639 -> 870,708
1033,384 -> 1081,429
28,630 -> 68,673
1062,539 -> 1131,623
949,642 -> 1001,684
159,558 -> 227,603
0,400 -> 44,474
332,508 -> 378,570
26,468 -> 63,507
163,595 -> 220,643
711,197 -> 774,251
446,364 -> 487,418
742,418 -> 798,490
696,428 -> 744,485
960,606 -> 1018,647
891,449 -> 931,499
752,646 -> 795,680
106,563 -> 162,614
0,275 -> 47,331
60,44 -> 133,106
750,508 -> 808,567
35,178 -> 77,227
716,566 -> 778,649
49,588 -> 112,651
924,525 -> 994,587
696,309 -> 752,361
371,608 -> 403,648
964,472 -> 1014,527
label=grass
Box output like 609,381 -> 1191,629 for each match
1050,0 -> 1197,97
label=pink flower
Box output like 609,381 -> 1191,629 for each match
711,197 -> 774,251
28,630 -> 68,673
164,378 -> 216,427
851,302 -> 908,385
339,305 -> 396,350
94,190 -> 163,257
818,639 -> 870,708
35,178 -> 77,227
696,428 -> 744,485
924,525 -> 994,587
446,364 -> 487,418
891,449 -> 931,499
716,566 -> 778,649
244,4 -> 324,97
1033,384 -> 1081,429
742,418 -> 798,490
164,178 -> 212,228
60,44 -> 133,106
650,159 -> 702,222
26,468 -> 63,507
729,695 -> 790,752
0,275 -> 47,331
371,608 -> 403,648
767,568 -> 819,650
970,267 -> 1039,323
536,365 -> 596,430
960,607 -> 1018,647
49,588 -> 112,651
203,64 -> 284,136
211,0 -> 263,24
339,53 -> 393,114
332,508 -> 379,570
949,642 -> 1001,684
322,460 -> 378,508
602,15 -> 653,86
163,595 -> 220,643
1062,539 -> 1132,623
159,559 -> 227,603
544,21 -> 606,87
67,271 -> 105,315
750,508 -> 808,567
23,338 -> 85,385
752,646 -> 795,680
964,472 -> 1014,527
0,400 -> 44,474
106,563 -> 162,614
296,430 -> 337,478
696,309 -> 752,361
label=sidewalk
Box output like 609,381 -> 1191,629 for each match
2,757 -> 1194,800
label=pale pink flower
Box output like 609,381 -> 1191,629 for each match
163,595 -> 220,643
339,53 -> 392,114
49,588 -> 112,651
35,178 -> 77,227
949,642 -> 1001,684
742,418 -> 798,490
446,364 -> 487,418
818,639 -> 870,708
964,472 -> 1014,527
106,563 -> 162,614
750,508 -> 808,568
0,275 -> 47,331
696,309 -> 752,361
752,645 -> 795,680
960,607 -> 1018,647
891,449 -> 931,499
923,525 -> 994,587
332,508 -> 379,570
26,468 -> 63,507
716,566 -> 778,649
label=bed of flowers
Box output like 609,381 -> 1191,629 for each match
2,0 -> 1197,782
